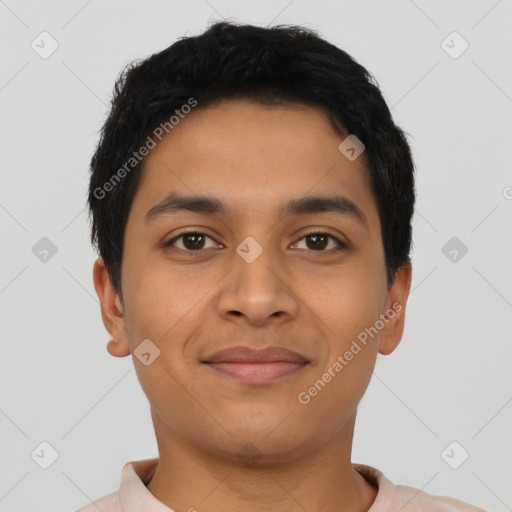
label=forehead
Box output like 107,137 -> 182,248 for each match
129,99 -> 379,229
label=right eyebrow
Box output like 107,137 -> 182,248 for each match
145,192 -> 229,222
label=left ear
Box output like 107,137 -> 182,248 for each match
378,262 -> 412,356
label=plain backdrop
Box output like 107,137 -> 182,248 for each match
1,1 -> 511,511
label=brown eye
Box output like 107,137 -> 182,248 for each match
163,230 -> 345,253
164,232 -> 216,251
306,233 -> 328,250
295,232 -> 345,252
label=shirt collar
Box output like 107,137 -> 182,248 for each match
118,458 -> 392,512
119,458 -> 176,512
353,463 -> 395,510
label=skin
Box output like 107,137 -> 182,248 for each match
93,99 -> 412,512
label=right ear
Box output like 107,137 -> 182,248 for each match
92,256 -> 131,357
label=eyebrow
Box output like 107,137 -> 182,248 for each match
144,191 -> 369,230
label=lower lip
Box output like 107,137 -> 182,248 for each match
205,361 -> 308,383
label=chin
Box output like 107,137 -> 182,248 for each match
199,413 -> 312,464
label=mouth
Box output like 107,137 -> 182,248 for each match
202,345 -> 310,384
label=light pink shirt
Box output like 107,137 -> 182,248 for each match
75,458 -> 488,512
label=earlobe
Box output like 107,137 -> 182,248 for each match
378,262 -> 412,356
106,338 -> 131,357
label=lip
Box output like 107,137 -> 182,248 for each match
202,346 -> 310,384
204,346 -> 309,364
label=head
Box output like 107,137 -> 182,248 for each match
90,21 -> 414,463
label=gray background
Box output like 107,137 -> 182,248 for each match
1,0 -> 511,510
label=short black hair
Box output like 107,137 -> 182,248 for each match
88,20 -> 415,297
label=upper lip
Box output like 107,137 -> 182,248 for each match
203,345 -> 309,364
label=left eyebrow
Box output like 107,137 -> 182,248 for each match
277,195 -> 369,231
144,191 -> 369,231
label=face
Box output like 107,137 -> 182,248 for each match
94,99 -> 411,463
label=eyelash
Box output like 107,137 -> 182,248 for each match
162,230 -> 346,253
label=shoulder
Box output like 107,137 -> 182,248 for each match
75,490 -> 121,512
74,458 -> 157,511
353,463 -> 487,512
393,483 -> 488,511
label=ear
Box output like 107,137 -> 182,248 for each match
378,262 -> 412,356
92,256 -> 131,357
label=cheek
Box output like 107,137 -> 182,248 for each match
123,260 -> 206,343
122,268 -> 206,430
303,267 -> 384,341
298,263 -> 384,402
296,275 -> 381,425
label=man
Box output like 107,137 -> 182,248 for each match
78,21 -> 486,512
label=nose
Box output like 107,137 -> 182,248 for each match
216,239 -> 300,327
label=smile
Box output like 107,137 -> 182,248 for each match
202,345 -> 310,384
204,361 -> 309,383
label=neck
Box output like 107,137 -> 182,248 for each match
146,411 -> 378,512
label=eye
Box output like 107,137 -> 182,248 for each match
293,231 -> 346,252
163,231 -> 220,251
162,230 -> 346,253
